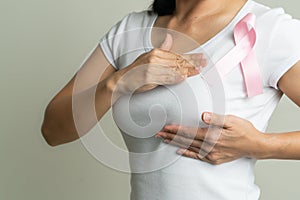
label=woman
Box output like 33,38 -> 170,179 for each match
41,0 -> 300,199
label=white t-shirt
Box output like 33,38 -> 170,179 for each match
99,1 -> 300,199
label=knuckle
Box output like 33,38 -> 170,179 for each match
206,153 -> 213,160
148,55 -> 157,63
210,160 -> 218,165
212,160 -> 221,165
212,147 -> 220,155
150,48 -> 160,56
207,152 -> 217,161
220,128 -> 226,136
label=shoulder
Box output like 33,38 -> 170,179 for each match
100,10 -> 156,42
251,1 -> 300,32
249,1 -> 300,89
114,10 -> 157,31
250,1 -> 300,48
128,10 -> 156,20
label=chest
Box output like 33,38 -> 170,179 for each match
152,15 -> 236,51
112,74 -> 214,139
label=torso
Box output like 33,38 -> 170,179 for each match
153,0 -> 248,48
100,1 -> 292,199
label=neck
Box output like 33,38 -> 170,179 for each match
174,0 -> 247,22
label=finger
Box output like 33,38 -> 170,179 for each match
157,131 -> 203,149
197,155 -> 231,165
145,65 -> 185,85
187,67 -> 201,77
147,55 -> 196,79
197,154 -> 216,165
199,57 -> 208,68
162,125 -> 197,139
153,50 -> 198,70
177,61 -> 201,77
162,124 -> 181,134
202,112 -> 232,128
149,48 -> 180,63
147,57 -> 193,71
134,84 -> 158,93
176,148 -> 199,160
197,147 -> 211,159
182,53 -> 203,62
160,33 -> 173,51
163,124 -> 207,140
150,51 -> 202,77
163,138 -> 201,153
182,53 -> 207,68
158,73 -> 186,85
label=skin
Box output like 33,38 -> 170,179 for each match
156,65 -> 300,165
41,33 -> 205,146
155,0 -> 300,165
41,0 -> 300,168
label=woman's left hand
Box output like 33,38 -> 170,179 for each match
156,112 -> 266,165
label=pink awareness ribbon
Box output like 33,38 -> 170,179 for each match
203,13 -> 263,97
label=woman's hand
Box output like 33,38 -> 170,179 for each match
156,112 -> 267,165
108,34 -> 207,95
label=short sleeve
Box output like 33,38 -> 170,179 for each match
99,14 -> 131,70
264,10 -> 300,89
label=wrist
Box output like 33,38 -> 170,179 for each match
252,132 -> 279,160
105,73 -> 118,94
105,70 -> 127,99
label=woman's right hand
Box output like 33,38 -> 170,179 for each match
109,34 -> 207,95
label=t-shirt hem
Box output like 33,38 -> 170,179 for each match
268,54 -> 300,90
99,39 -> 118,70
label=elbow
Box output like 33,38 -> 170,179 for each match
41,122 -> 60,147
41,103 -> 79,147
41,103 -> 66,147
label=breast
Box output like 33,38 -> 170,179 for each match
113,74 -> 214,143
112,75 -> 219,172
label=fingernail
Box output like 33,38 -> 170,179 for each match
204,113 -> 211,122
163,139 -> 170,144
177,149 -> 185,155
155,134 -> 162,138
196,66 -> 202,72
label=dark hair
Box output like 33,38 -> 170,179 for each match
150,0 -> 176,16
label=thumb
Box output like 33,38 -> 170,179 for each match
202,112 -> 228,128
160,33 -> 173,51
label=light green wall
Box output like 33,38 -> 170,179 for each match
1,0 -> 300,199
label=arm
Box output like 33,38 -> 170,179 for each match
156,62 -> 300,164
41,35 -> 203,147
259,61 -> 300,159
41,46 -> 117,146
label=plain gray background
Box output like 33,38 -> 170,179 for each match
1,0 -> 300,199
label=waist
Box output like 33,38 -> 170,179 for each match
130,156 -> 259,200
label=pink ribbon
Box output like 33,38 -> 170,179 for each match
203,13 -> 263,97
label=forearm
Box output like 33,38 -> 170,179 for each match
257,131 -> 300,160
41,77 -> 117,146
